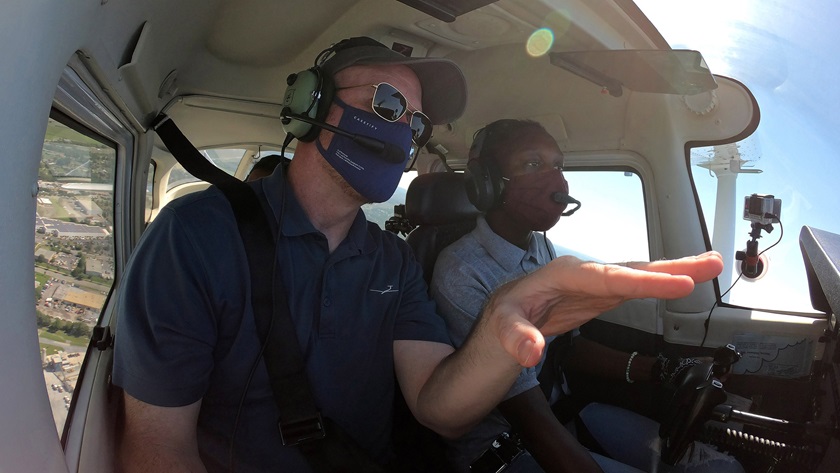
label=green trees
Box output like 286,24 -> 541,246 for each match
38,312 -> 91,339
71,255 -> 86,278
36,310 -> 51,327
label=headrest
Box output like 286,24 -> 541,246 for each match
406,172 -> 480,226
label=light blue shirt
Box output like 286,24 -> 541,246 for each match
429,215 -> 555,471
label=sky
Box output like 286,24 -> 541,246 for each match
385,1 -> 840,314
629,0 -> 840,312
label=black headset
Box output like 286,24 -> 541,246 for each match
464,123 -> 506,212
280,37 -> 388,142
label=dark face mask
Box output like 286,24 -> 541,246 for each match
501,169 -> 570,231
316,97 -> 412,202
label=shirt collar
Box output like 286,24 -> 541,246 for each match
473,215 -> 542,272
260,161 -> 373,254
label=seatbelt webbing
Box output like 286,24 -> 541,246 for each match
151,114 -> 324,444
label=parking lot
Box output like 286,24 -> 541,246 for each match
43,371 -> 69,436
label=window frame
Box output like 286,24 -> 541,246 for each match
50,58 -> 136,459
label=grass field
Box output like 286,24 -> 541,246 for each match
39,329 -> 87,347
45,120 -> 100,146
36,199 -> 70,219
40,343 -> 63,356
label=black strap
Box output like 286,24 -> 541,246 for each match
151,114 -> 325,445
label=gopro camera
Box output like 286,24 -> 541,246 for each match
743,194 -> 781,225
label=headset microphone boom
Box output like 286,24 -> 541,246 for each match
280,109 -> 407,164
552,192 -> 581,216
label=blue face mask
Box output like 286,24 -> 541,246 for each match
316,97 -> 412,202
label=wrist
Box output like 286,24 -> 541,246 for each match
631,354 -> 656,382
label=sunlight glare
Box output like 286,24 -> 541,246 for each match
635,0 -> 759,78
526,28 -> 554,57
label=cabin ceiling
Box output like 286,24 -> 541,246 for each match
205,0 -> 363,67
82,0 -> 730,163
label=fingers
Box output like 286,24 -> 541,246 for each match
487,251 -> 723,367
523,256 -> 696,301
624,251 -> 723,283
567,251 -> 723,300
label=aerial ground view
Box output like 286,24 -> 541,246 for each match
34,119 -> 116,434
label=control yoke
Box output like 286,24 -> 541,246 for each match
659,345 -> 838,470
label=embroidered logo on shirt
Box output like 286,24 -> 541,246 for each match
369,285 -> 399,295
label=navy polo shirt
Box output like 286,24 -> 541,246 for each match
113,164 -> 450,472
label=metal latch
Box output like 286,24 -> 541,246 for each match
91,325 -> 113,351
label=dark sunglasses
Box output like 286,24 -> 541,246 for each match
353,82 -> 433,148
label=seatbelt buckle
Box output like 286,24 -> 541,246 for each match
278,413 -> 327,446
469,432 -> 523,473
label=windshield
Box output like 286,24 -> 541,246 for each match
636,0 -> 840,313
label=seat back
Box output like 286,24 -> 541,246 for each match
405,172 -> 481,284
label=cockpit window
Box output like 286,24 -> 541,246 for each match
546,170 -> 649,263
36,115 -> 117,437
690,142 -> 817,313
363,170 -> 417,234
166,148 -> 245,191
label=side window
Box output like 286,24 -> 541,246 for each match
144,161 -> 156,224
547,170 -> 649,262
36,116 -> 116,436
166,148 -> 245,191
362,170 -> 417,235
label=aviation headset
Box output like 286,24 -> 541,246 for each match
464,121 -> 508,212
280,37 -> 388,142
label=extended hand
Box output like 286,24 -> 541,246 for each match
484,251 -> 723,367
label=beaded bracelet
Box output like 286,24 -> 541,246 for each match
625,351 -> 639,384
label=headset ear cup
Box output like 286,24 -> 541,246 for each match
282,69 -> 319,139
307,72 -> 335,142
465,160 -> 496,212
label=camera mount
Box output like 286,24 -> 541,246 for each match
735,221 -> 774,279
735,194 -> 781,279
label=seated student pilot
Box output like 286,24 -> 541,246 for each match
245,153 -> 286,181
430,119 -> 744,473
113,38 -> 725,473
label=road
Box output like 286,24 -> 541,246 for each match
39,336 -> 86,354
35,266 -> 110,295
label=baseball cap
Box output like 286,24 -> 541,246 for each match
319,37 -> 467,125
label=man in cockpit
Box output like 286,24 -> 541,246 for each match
112,37 -> 723,472
430,118 -> 744,473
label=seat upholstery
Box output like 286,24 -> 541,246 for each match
405,172 -> 481,284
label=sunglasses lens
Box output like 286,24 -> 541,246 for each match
372,83 -> 406,122
371,83 -> 432,147
410,112 -> 432,148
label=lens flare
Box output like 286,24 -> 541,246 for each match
544,10 -> 571,36
526,28 -> 554,57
